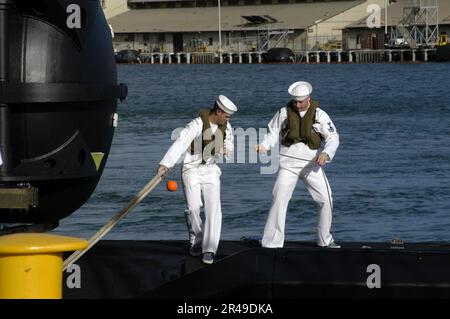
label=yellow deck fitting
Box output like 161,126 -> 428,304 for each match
0,233 -> 87,299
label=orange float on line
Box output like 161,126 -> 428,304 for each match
166,180 -> 177,192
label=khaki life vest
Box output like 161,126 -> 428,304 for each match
281,100 -> 323,149
190,109 -> 227,163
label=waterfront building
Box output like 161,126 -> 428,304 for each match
105,0 -> 386,53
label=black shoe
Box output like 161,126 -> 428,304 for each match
189,245 -> 202,257
202,252 -> 214,264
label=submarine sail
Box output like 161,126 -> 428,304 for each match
0,0 -> 127,225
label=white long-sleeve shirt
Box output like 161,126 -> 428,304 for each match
160,117 -> 234,169
260,106 -> 339,161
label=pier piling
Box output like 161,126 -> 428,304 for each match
135,48 -> 435,65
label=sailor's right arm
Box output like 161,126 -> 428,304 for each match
159,118 -> 202,170
256,108 -> 286,153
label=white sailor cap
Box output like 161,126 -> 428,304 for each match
216,95 -> 238,115
288,81 -> 313,101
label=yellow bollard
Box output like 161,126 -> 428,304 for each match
0,233 -> 87,299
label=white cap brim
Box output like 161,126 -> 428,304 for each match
216,95 -> 238,115
288,81 -> 313,101
292,95 -> 309,101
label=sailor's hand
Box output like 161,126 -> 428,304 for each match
157,165 -> 169,178
255,144 -> 267,153
316,153 -> 330,166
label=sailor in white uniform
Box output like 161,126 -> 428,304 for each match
256,81 -> 340,248
158,95 -> 237,264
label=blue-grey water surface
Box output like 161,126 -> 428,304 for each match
55,63 -> 450,243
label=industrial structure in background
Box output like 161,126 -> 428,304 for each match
102,0 -> 450,62
345,0 -> 450,50
390,0 -> 439,48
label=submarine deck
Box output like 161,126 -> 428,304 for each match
63,240 -> 450,299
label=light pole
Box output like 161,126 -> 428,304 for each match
218,0 -> 222,52
385,0 -> 388,35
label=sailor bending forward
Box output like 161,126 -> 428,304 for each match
158,95 -> 237,264
256,81 -> 340,248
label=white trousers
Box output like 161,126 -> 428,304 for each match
262,144 -> 335,248
182,164 -> 222,254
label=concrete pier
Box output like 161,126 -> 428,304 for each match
135,48 -> 436,65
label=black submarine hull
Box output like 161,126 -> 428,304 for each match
115,49 -> 142,64
435,44 -> 450,62
0,0 -> 126,223
262,48 -> 295,63
63,240 -> 450,299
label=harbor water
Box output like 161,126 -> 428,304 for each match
55,63 -> 450,243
